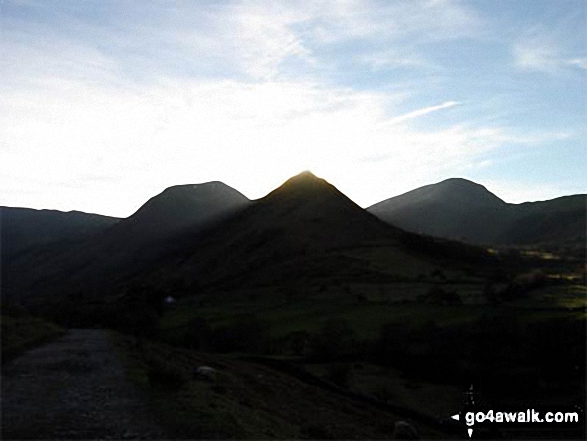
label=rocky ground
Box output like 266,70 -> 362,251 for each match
1,329 -> 168,439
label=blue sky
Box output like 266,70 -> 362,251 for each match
1,0 -> 585,217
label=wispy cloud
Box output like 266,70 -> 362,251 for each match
513,31 -> 587,74
0,75 -> 523,215
386,101 -> 459,125
0,0 -> 584,215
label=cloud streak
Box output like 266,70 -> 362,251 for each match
386,101 -> 459,125
513,30 -> 587,74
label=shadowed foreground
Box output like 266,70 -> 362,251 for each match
1,329 -> 167,440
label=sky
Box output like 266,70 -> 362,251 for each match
1,0 -> 585,217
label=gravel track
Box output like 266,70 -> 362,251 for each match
1,329 -> 168,440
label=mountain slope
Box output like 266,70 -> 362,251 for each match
115,182 -> 250,241
7,172 -> 494,313
502,195 -> 586,247
4,182 -> 251,300
368,178 -> 508,244
368,178 -> 586,251
0,207 -> 119,260
138,172 -> 489,295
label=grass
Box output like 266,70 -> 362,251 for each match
110,332 -> 449,439
506,283 -> 587,314
160,281 -> 488,338
160,279 -> 587,345
1,314 -> 65,363
304,362 -> 462,420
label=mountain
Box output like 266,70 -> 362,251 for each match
0,207 -> 119,260
3,181 -> 251,300
105,181 -> 250,247
115,182 -> 250,240
367,178 -> 586,252
134,172 -> 491,296
6,172 -> 492,307
501,195 -> 586,248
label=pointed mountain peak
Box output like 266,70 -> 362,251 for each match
282,170 -> 325,186
264,171 -> 341,204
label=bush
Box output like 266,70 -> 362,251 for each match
326,362 -> 352,388
146,357 -> 188,390
308,318 -> 356,362
374,321 -> 410,366
285,330 -> 310,356
421,285 -> 461,305
183,317 -> 211,350
207,316 -> 272,354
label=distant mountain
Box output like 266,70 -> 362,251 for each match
500,195 -> 586,248
4,181 -> 251,300
368,178 -> 586,253
0,207 -> 119,260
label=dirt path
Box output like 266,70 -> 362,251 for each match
1,329 -> 168,440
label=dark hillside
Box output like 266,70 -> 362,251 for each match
368,178 -> 586,252
368,178 -> 509,244
134,172 -> 491,298
3,182 -> 250,302
501,195 -> 586,250
114,182 -> 250,241
0,207 -> 119,260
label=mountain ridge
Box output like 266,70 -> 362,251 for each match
3,180 -> 251,301
368,178 -> 586,252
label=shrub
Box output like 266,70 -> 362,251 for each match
208,316 -> 272,354
146,357 -> 188,390
308,318 -> 356,362
421,285 -> 461,305
326,362 -> 352,388
183,317 -> 211,350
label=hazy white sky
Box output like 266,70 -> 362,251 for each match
1,0 -> 585,217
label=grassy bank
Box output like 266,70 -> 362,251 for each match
1,314 -> 65,363
110,331 -> 450,439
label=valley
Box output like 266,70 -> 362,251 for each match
1,172 -> 585,439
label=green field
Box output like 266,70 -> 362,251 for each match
2,314 -> 65,363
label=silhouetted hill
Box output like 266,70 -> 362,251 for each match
6,172 -> 493,309
502,195 -> 586,248
118,182 -> 250,240
136,172 -> 490,295
0,207 -> 119,260
4,182 -> 251,300
368,179 -> 586,252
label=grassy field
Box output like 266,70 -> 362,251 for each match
303,362 -> 463,420
110,332 -> 453,439
160,278 -> 585,343
1,314 -> 65,363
